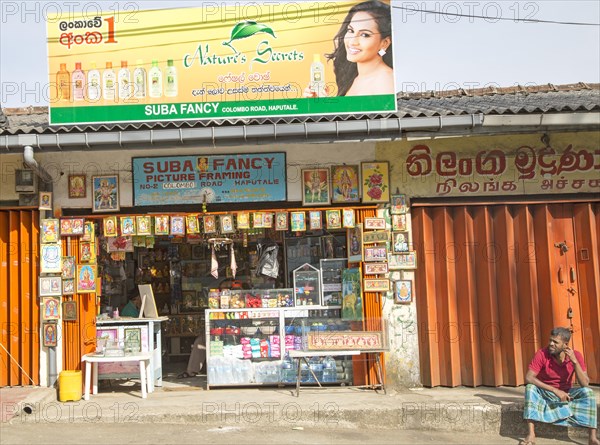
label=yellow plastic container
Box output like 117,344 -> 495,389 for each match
58,370 -> 82,402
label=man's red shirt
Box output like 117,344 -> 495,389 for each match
528,347 -> 586,392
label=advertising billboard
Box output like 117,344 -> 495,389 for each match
46,1 -> 396,125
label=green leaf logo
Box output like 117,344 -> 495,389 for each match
223,20 -> 276,53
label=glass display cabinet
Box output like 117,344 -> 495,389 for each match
293,263 -> 321,307
320,258 -> 347,307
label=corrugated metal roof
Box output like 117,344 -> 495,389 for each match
1,82 -> 598,135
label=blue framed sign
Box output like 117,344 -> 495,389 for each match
133,153 -> 287,206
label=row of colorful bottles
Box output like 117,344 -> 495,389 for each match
55,59 -> 178,102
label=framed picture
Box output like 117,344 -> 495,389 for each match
263,213 -> 274,228
391,194 -> 410,215
290,211 -> 306,231
92,174 -> 119,213
62,300 -> 77,321
347,224 -> 363,263
124,328 -> 141,353
392,214 -> 408,231
322,235 -> 336,259
394,279 -> 413,304
170,216 -> 185,235
60,218 -> 84,236
62,279 -> 75,295
389,251 -> 417,269
331,165 -> 360,203
106,236 -> 133,252
392,231 -> 410,253
220,214 -> 235,234
301,168 -> 330,206
364,262 -> 388,275
364,245 -> 388,262
253,212 -> 265,228
82,221 -> 95,241
61,256 -> 75,279
40,244 -> 62,273
41,219 -> 60,243
136,216 -> 152,236
326,209 -> 341,230
103,216 -> 118,237
342,209 -> 355,228
39,191 -> 52,210
43,323 -> 58,347
364,217 -> 386,230
361,161 -> 390,204
275,212 -> 288,231
76,264 -> 97,293
364,278 -> 390,292
363,230 -> 389,244
120,216 -> 136,236
68,174 -> 86,199
80,242 -> 95,263
309,211 -> 322,230
342,268 -> 362,321
39,276 -> 61,297
152,215 -> 168,235
236,212 -> 250,229
15,169 -> 35,192
203,215 -> 217,234
41,296 -> 61,320
182,290 -> 196,308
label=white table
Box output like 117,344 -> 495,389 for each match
82,352 -> 152,400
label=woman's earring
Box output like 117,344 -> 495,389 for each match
378,48 -> 387,57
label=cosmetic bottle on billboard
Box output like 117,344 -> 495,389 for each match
87,62 -> 101,102
72,62 -> 85,101
103,62 -> 116,101
56,63 -> 71,101
149,59 -> 162,98
165,59 -> 178,97
133,59 -> 147,99
310,54 -> 325,97
118,60 -> 131,100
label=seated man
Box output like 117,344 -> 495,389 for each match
178,334 -> 206,379
521,327 -> 599,445
121,293 -> 142,318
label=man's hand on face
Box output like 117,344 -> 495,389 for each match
563,347 -> 578,365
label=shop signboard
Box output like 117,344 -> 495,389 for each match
133,153 -> 286,205
46,1 -> 396,125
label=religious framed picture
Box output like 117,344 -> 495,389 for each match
80,242 -> 96,263
120,216 -> 136,236
363,278 -> 390,292
170,216 -> 186,235
42,323 -> 58,347
392,251 -> 417,269
290,211 -> 306,232
364,262 -> 388,275
309,211 -> 322,230
62,300 -> 77,321
103,216 -> 118,237
220,214 -> 235,234
124,328 -> 142,354
41,219 -> 60,243
392,231 -> 410,254
342,208 -> 355,228
301,168 -> 330,206
253,212 -> 265,228
82,221 -> 95,241
92,174 -> 119,213
391,194 -> 410,215
263,213 -> 273,228
361,161 -> 390,204
275,212 -> 288,231
39,191 -> 52,211
68,174 -> 86,199
39,276 -> 62,297
364,217 -> 386,230
331,164 -> 360,203
154,215 -> 170,235
341,268 -> 362,321
326,209 -> 341,230
347,223 -> 363,263
203,215 -> 217,234
60,218 -> 85,236
61,256 -> 75,279
184,215 -> 199,234
364,245 -> 388,262
42,296 -> 61,321
40,243 -> 62,273
76,264 -> 97,293
392,214 -> 408,231
394,279 -> 413,304
136,216 -> 152,236
362,230 -> 389,244
236,212 -> 250,229
62,279 -> 75,295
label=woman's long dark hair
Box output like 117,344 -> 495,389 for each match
326,0 -> 393,96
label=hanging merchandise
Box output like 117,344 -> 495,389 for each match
255,239 -> 279,279
230,244 -> 237,278
211,245 -> 218,279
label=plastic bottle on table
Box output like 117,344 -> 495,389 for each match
280,354 -> 296,383
308,356 -> 323,383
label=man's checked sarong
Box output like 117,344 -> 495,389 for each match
524,384 -> 597,428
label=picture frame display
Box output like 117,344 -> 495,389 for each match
60,218 -> 84,236
290,211 -> 306,232
171,216 -> 186,235
42,296 -> 61,320
362,230 -> 389,244
82,221 -> 95,241
39,277 -> 62,297
364,217 -> 386,230
40,244 -> 62,273
43,322 -> 58,347
253,212 -> 265,228
342,268 -> 362,321
62,279 -> 75,295
61,256 -> 75,279
92,174 -> 119,213
154,215 -> 170,235
220,214 -> 235,234
203,215 -> 217,234
76,264 -> 97,293
120,216 -> 136,236
389,251 -> 417,269
136,216 -> 152,236
392,214 -> 408,231
301,168 -> 330,206
342,208 -> 355,228
394,279 -> 413,304
361,161 -> 390,204
62,300 -> 77,321
41,219 -> 60,243
263,213 -> 273,228
309,211 -> 322,230
347,224 -> 363,263
363,278 -> 390,292
39,191 -> 52,210
364,262 -> 389,275
103,216 -> 118,237
392,231 -> 410,253
236,213 -> 250,229
124,327 -> 142,353
79,242 -> 95,263
364,245 -> 388,262
391,194 -> 410,215
275,212 -> 288,231
331,165 -> 360,203
326,209 -> 341,230
184,215 -> 199,234
68,174 -> 86,199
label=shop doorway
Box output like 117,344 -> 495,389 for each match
412,201 -> 600,387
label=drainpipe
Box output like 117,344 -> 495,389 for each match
23,145 -> 53,189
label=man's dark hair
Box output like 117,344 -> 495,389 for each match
550,327 -> 571,343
